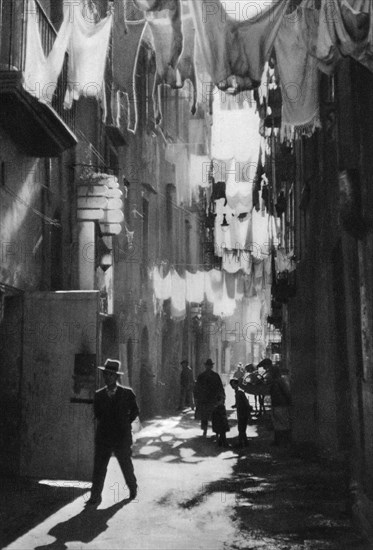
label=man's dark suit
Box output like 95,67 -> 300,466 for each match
90,385 -> 139,501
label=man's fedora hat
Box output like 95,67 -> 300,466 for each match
204,358 -> 214,366
98,358 -> 124,375
180,359 -> 189,365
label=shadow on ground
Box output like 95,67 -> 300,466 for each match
133,409 -> 242,464
34,499 -> 130,550
0,477 -> 89,548
172,418 -> 370,550
1,410 -> 371,550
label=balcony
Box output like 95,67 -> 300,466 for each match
0,0 -> 77,156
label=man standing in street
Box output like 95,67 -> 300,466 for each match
178,359 -> 195,411
194,358 -> 225,436
87,359 -> 139,506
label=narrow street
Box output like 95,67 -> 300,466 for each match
2,387 -> 370,550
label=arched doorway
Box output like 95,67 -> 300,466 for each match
139,327 -> 154,419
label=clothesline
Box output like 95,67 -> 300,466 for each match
150,264 -> 272,321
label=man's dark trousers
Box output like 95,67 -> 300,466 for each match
91,385 -> 139,499
91,444 -> 136,499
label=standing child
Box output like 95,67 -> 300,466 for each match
212,397 -> 230,447
230,378 -> 251,447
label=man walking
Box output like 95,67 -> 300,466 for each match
87,359 -> 139,506
194,358 -> 225,436
178,359 -> 195,410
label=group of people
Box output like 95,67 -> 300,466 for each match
192,357 -> 292,449
234,358 -> 292,446
85,355 -> 292,507
190,358 -> 252,448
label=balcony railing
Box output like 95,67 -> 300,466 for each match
0,0 -> 76,137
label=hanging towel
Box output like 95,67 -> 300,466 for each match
64,3 -> 113,116
23,0 -> 73,103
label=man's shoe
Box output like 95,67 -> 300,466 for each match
85,496 -> 102,506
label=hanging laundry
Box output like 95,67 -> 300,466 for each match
210,181 -> 226,203
152,266 -> 172,300
189,118 -> 208,156
189,0 -> 291,91
275,2 -> 321,141
134,0 -> 178,10
170,268 -> 186,320
235,273 -> 244,302
214,198 -> 234,255
23,0 -> 73,103
112,0 -> 146,132
147,11 -> 182,87
204,270 -> 215,303
134,0 -> 198,113
243,272 -> 256,299
64,2 -> 113,116
124,0 -> 145,22
242,296 -> 262,332
251,208 -> 271,259
185,271 -> 205,303
275,249 -> 295,273
213,274 -> 236,318
225,160 -> 254,215
222,250 -> 242,274
316,0 -> 373,73
262,286 -> 272,317
176,14 -> 197,113
209,269 -> 224,301
211,93 -> 261,163
230,211 -> 252,251
253,260 -> 264,296
240,250 -> 253,275
225,272 -> 236,300
263,255 -> 272,287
